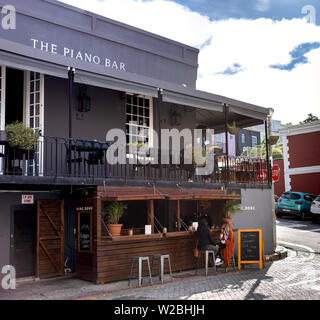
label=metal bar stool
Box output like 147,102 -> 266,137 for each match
225,254 -> 236,272
196,250 -> 217,276
151,254 -> 173,284
128,256 -> 153,287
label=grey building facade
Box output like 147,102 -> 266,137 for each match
0,0 -> 273,283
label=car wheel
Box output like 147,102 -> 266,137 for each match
300,210 -> 307,221
312,217 -> 318,224
276,212 -> 282,218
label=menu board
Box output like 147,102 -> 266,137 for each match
240,231 -> 260,261
79,212 -> 91,251
238,229 -> 265,270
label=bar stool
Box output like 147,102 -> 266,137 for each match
128,256 -> 153,287
151,254 -> 173,284
225,254 -> 236,272
196,250 -> 217,276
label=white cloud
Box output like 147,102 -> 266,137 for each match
59,0 -> 320,124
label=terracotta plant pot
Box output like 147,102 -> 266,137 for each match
107,224 -> 123,236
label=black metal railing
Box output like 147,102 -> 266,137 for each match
0,136 -> 269,185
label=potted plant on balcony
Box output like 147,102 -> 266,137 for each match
227,121 -> 240,135
5,121 -> 39,151
103,201 -> 127,236
222,200 -> 242,228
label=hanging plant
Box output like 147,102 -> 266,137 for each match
227,121 -> 240,135
5,121 -> 39,150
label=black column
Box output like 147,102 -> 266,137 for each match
68,67 -> 75,142
224,104 -> 229,186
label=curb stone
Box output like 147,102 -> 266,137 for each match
265,245 -> 288,261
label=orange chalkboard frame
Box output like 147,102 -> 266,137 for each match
238,229 -> 266,270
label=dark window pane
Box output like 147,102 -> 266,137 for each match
126,104 -> 131,114
30,106 -> 34,117
133,96 -> 137,105
30,72 -> 34,81
35,117 -> 39,128
133,105 -> 137,115
30,118 -> 34,128
144,108 -> 149,118
36,93 -> 40,103
126,95 -> 132,104
138,97 -> 144,106
138,107 -> 143,116
36,105 -> 40,116
145,99 -> 149,108
36,80 -> 40,92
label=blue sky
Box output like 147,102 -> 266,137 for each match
61,0 -> 320,124
172,0 -> 320,24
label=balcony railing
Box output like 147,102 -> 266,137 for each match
0,136 -> 269,185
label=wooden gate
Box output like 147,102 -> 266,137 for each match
36,200 -> 64,278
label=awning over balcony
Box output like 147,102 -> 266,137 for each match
74,70 -> 159,98
161,90 -> 223,113
161,87 -> 269,121
0,49 -> 68,79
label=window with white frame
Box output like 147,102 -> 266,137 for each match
252,135 -> 257,147
28,72 -> 42,132
125,94 -> 152,147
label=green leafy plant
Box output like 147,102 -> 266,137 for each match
223,200 -> 242,219
5,121 -> 39,150
103,201 -> 127,224
227,121 -> 240,134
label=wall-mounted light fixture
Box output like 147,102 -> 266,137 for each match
78,86 -> 91,112
170,107 -> 181,126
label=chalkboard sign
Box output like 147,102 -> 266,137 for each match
78,212 -> 92,252
238,229 -> 265,270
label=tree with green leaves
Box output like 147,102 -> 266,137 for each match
300,113 -> 319,124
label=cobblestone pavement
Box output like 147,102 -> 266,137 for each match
1,249 -> 319,300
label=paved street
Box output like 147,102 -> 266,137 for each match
277,217 -> 320,253
1,247 -> 319,300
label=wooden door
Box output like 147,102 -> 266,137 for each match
36,200 -> 64,279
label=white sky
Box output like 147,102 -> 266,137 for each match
59,0 -> 320,124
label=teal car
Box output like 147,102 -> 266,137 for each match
276,191 -> 316,220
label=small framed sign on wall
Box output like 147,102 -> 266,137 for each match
78,211 -> 93,252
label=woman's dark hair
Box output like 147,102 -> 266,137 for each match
197,217 -> 209,234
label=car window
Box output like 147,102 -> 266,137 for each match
315,196 -> 320,202
304,195 -> 313,202
282,193 -> 301,200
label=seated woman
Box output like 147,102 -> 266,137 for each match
218,222 -> 235,269
196,218 -> 222,266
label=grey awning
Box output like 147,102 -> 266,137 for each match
74,70 -> 159,98
229,104 -> 269,121
161,90 -> 223,112
0,50 -> 68,79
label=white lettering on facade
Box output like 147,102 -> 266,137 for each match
30,38 -> 126,72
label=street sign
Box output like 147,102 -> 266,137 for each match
272,164 -> 280,182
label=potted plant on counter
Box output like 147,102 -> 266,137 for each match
103,201 -> 127,236
222,200 -> 242,228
